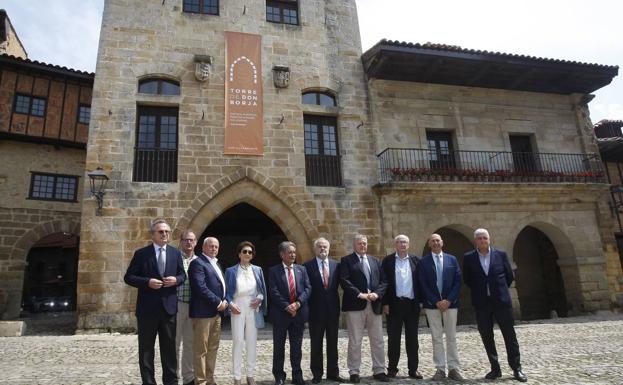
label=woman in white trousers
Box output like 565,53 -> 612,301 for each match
225,241 -> 267,385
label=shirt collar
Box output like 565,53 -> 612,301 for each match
355,253 -> 366,259
395,252 -> 409,260
282,262 -> 294,269
202,253 -> 218,263
316,256 -> 328,264
181,251 -> 195,259
432,251 -> 443,258
153,243 -> 166,253
477,248 -> 491,258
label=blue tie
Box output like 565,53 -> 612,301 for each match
435,254 -> 443,294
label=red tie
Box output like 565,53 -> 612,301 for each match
287,266 -> 296,303
322,261 -> 329,289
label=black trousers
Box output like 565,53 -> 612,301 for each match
386,298 -> 420,373
137,307 -> 177,385
308,317 -> 340,379
273,319 -> 305,381
475,301 -> 521,371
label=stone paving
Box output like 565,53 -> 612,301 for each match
1,313 -> 622,385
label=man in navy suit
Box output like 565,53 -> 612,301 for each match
381,234 -> 422,379
463,228 -> 527,382
303,238 -> 344,384
189,237 -> 229,385
418,234 -> 463,381
340,234 -> 389,383
269,241 -> 312,385
124,219 -> 185,385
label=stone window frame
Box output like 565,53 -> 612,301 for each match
182,0 -> 219,15
266,0 -> 299,25
14,93 -> 47,118
78,104 -> 91,125
302,90 -> 337,107
27,172 -> 79,203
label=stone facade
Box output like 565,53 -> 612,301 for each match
77,0 -> 618,330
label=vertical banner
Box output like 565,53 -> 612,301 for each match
224,31 -> 263,155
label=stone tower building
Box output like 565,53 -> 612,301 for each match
78,0 -> 620,330
79,0 -> 376,329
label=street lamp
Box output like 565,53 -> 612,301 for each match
87,167 -> 109,216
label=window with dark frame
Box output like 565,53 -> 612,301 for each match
138,78 -> 180,95
183,0 -> 219,15
304,114 -> 341,186
14,94 -> 47,117
266,0 -> 299,25
426,131 -> 456,169
302,91 -> 336,107
78,105 -> 91,124
133,106 -> 179,183
29,173 -> 79,202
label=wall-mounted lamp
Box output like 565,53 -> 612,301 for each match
88,167 -> 109,216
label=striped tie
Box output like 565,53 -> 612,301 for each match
287,266 -> 296,303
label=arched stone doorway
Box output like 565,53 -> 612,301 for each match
197,203 -> 288,270
421,226 -> 475,325
513,226 -> 568,320
21,232 -> 79,314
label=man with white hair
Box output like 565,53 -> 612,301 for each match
463,229 -> 527,382
381,235 -> 423,379
340,234 -> 389,383
303,238 -> 344,383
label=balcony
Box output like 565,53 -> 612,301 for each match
378,148 -> 606,184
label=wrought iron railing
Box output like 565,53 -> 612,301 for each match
133,149 -> 178,183
305,154 -> 342,187
378,148 -> 605,184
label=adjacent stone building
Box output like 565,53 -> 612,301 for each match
0,25 -> 94,318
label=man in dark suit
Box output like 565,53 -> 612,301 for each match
269,241 -> 312,385
463,228 -> 527,382
381,234 -> 422,379
189,236 -> 229,385
418,233 -> 463,381
124,219 -> 185,385
340,234 -> 389,383
303,238 -> 345,384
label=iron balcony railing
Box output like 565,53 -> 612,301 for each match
378,148 -> 606,184
133,149 -> 178,183
305,154 -> 342,187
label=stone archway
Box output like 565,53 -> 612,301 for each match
421,225 -> 475,324
2,218 -> 80,319
176,168 -> 317,260
513,224 -> 573,319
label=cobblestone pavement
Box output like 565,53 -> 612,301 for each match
1,313 -> 622,385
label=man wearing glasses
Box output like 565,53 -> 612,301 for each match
177,230 -> 199,385
124,219 -> 185,385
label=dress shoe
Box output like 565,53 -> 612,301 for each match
312,377 -> 322,384
431,369 -> 446,381
484,369 -> 502,380
386,368 -> 398,378
408,370 -> 423,379
327,375 -> 346,383
275,378 -> 286,385
513,369 -> 527,382
448,369 -> 464,381
247,378 -> 256,385
183,381 -> 195,385
372,373 -> 390,382
234,380 -> 242,385
349,374 -> 360,384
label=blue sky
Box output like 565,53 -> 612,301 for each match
3,0 -> 621,122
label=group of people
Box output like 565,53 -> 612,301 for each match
124,219 -> 528,385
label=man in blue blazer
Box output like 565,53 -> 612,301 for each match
463,228 -> 527,382
340,234 -> 389,383
418,234 -> 463,381
124,219 -> 185,385
189,237 -> 229,385
381,234 -> 422,379
269,241 -> 312,385
303,238 -> 344,384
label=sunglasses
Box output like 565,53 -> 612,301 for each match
158,230 -> 171,234
241,249 -> 254,255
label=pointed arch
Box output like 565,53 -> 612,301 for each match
175,167 -> 318,259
